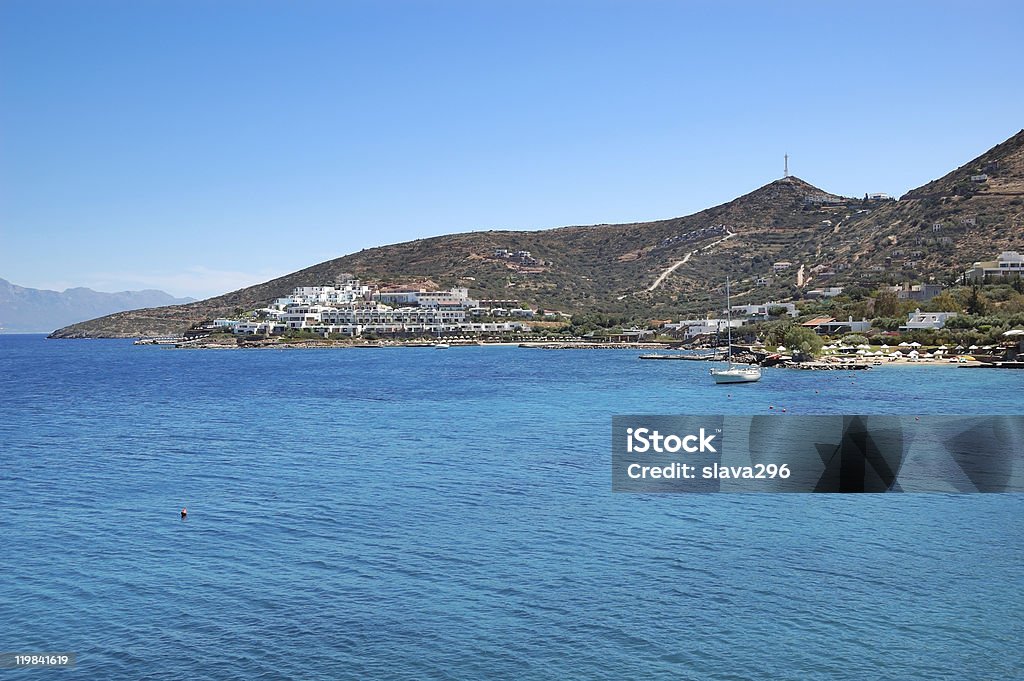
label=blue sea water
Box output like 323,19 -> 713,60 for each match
1,334 -> 1022,680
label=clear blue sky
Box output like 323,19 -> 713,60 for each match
2,1 -> 1021,299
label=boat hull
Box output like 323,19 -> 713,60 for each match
710,367 -> 762,384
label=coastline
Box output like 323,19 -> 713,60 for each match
156,337 -> 1007,368
172,339 -> 671,350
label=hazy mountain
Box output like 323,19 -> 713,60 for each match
0,279 -> 193,333
50,129 -> 1024,338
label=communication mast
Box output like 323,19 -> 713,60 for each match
784,153 -> 789,178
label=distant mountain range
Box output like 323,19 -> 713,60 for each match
50,128 -> 1024,338
0,279 -> 193,333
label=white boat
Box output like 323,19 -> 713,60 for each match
711,364 -> 762,383
710,277 -> 761,384
434,343 -> 451,349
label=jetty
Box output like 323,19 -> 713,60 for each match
134,336 -> 187,345
959,361 -> 1024,369
636,347 -> 871,370
522,342 -> 669,350
639,353 -> 724,361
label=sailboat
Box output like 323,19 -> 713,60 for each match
710,278 -> 762,384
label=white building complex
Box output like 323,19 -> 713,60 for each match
900,309 -> 958,331
664,318 -> 743,340
964,251 -> 1024,282
729,302 -> 798,319
215,280 -> 530,338
665,300 -> 799,339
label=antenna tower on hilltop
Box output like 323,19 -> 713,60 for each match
784,153 -> 789,178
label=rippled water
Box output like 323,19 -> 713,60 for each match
1,335 -> 1022,679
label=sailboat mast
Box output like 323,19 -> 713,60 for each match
725,277 -> 732,364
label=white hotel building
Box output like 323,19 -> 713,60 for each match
964,251 -> 1024,282
216,280 -> 529,337
664,318 -> 743,340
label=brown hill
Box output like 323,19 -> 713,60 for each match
903,129 -> 1024,199
830,129 -> 1024,286
50,130 -> 1024,338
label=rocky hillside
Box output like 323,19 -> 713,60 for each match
828,129 -> 1024,288
903,129 -> 1024,199
51,129 -> 1024,338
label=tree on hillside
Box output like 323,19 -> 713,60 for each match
764,322 -> 823,360
871,317 -> 903,331
845,286 -> 869,301
965,285 -> 988,315
874,289 -> 900,318
926,291 -> 961,313
783,326 -> 824,360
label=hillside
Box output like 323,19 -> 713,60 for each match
827,129 -> 1024,289
902,129 -> 1024,199
0,279 -> 193,334
50,130 -> 1024,338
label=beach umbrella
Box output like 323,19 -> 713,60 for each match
937,344 -> 948,350
857,349 -> 867,354
955,345 -> 965,351
899,342 -> 911,347
969,344 -> 979,350
776,346 -> 787,352
881,344 -> 890,349
909,350 -> 919,357
983,345 -> 994,350
874,350 -> 883,356
891,351 -> 903,357
910,341 -> 922,347
858,344 -> 870,349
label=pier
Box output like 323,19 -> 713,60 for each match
639,353 -> 724,361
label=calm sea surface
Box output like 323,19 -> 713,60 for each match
1,335 -> 1022,680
